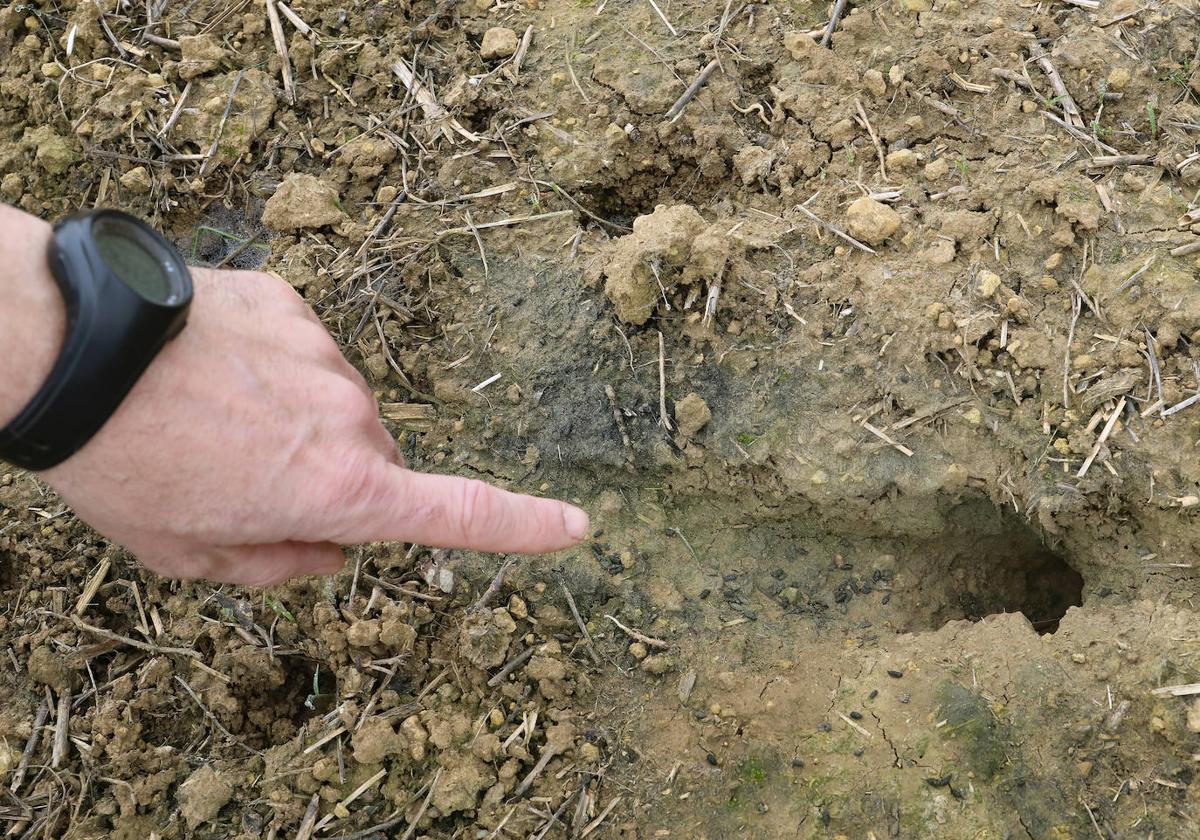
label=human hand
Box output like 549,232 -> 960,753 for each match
34,262 -> 588,586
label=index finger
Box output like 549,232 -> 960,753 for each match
331,465 -> 590,554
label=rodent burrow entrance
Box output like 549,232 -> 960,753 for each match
889,502 -> 1084,634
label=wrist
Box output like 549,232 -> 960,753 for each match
0,206 -> 67,430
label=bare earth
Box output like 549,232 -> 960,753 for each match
1,0 -> 1199,836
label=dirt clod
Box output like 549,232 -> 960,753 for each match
352,716 -> 406,765
640,655 -> 672,676
674,393 -> 712,437
458,607 -> 516,669
431,755 -> 496,815
178,34 -> 226,80
262,174 -> 345,232
346,618 -> 381,647
479,27 -> 518,60
845,197 -> 901,246
597,204 -> 707,325
862,68 -> 887,98
119,166 -> 153,194
26,127 -> 76,174
177,765 -> 233,829
27,645 -> 76,692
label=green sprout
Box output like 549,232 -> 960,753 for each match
190,225 -> 248,261
264,594 -> 295,622
304,665 -> 325,710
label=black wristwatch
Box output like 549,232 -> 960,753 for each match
0,210 -> 193,471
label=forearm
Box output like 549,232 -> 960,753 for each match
0,204 -> 66,428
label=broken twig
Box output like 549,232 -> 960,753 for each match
819,0 -> 848,46
666,59 -> 719,122
604,614 -> 669,650
560,581 -> 601,666
472,559 -> 514,613
794,201 -> 877,255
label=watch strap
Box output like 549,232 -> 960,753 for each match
0,211 -> 191,471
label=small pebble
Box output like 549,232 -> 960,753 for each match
849,711 -> 864,721
817,722 -> 832,732
791,757 -> 805,768
706,752 -> 718,766
887,669 -> 904,678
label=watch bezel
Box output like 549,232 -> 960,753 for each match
89,210 -> 193,308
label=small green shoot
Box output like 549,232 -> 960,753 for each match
304,665 -> 325,710
264,595 -> 295,622
743,757 -> 768,783
190,225 -> 248,261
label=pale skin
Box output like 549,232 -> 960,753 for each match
0,204 -> 589,586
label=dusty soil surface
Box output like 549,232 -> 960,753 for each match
2,0 -> 1200,836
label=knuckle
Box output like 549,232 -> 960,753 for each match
317,376 -> 372,423
238,567 -> 292,587
339,384 -> 382,428
455,479 -> 501,538
328,450 -> 382,510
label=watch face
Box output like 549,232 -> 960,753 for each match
92,215 -> 185,305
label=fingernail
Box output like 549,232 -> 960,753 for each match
561,504 -> 590,541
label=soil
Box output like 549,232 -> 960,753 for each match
1,0 -> 1199,837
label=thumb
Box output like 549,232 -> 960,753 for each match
333,465 -> 590,554
214,541 -> 346,587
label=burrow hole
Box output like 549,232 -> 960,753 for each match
897,501 -> 1084,634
